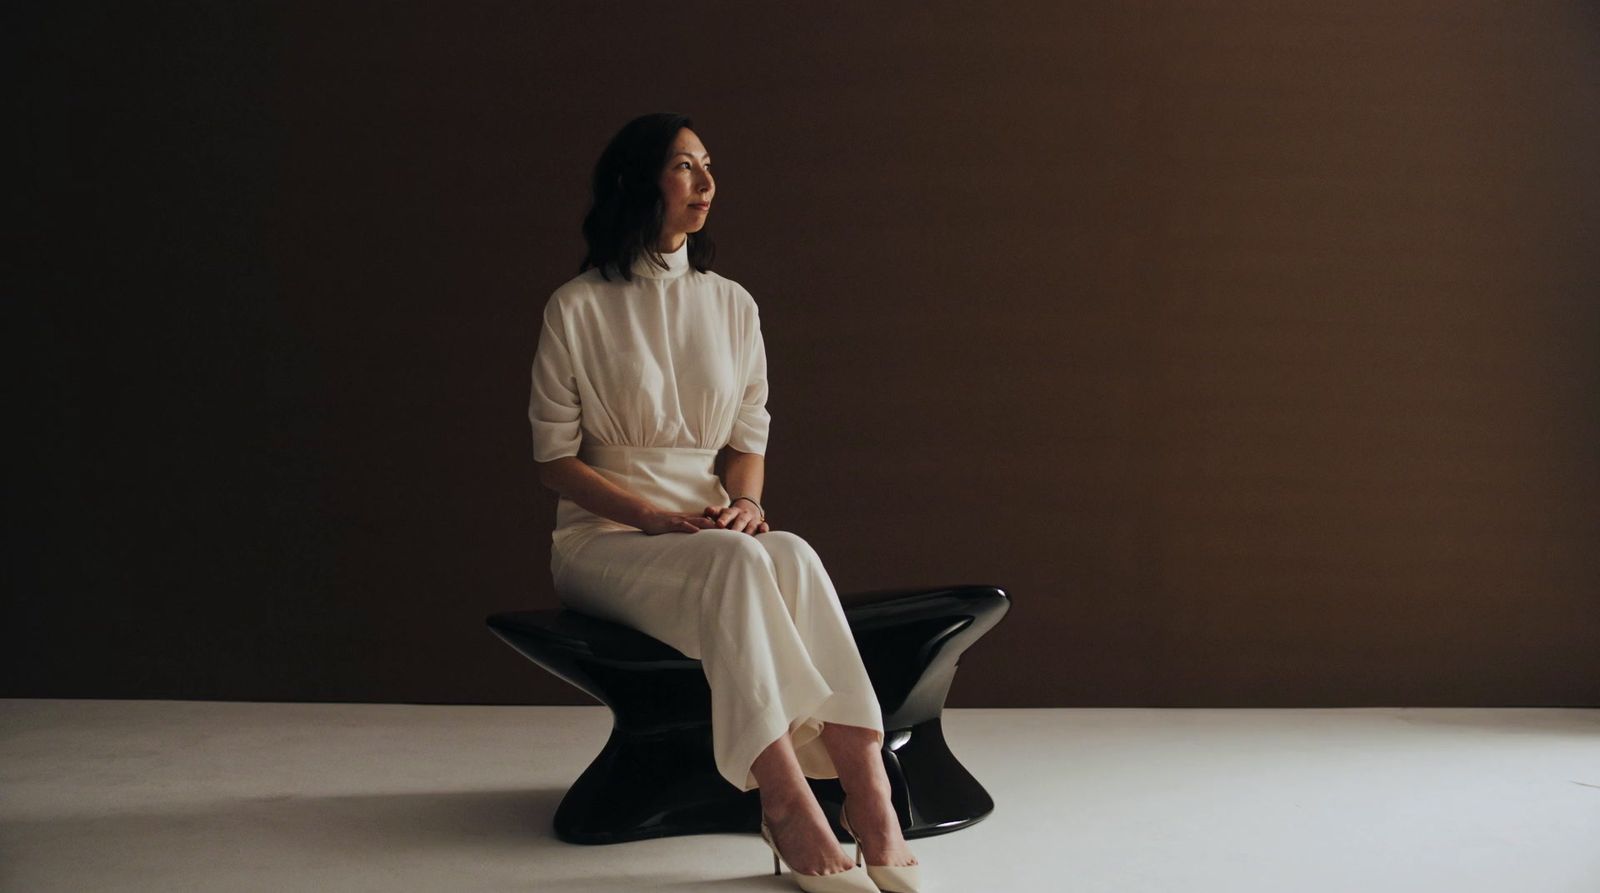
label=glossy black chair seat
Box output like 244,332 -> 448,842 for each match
487,583 -> 1009,844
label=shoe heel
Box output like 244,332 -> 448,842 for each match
839,810 -> 862,867
762,812 -> 881,892
761,817 -> 781,876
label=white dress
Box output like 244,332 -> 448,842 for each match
528,238 -> 884,792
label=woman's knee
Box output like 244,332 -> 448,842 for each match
697,528 -> 777,573
755,529 -> 818,566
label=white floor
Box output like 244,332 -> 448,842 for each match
1,700 -> 1596,892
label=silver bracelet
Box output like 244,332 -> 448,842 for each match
731,495 -> 765,521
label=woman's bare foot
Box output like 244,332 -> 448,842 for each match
762,795 -> 858,877
843,789 -> 919,868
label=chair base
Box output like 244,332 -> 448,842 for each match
490,584 -> 1011,845
553,717 -> 992,845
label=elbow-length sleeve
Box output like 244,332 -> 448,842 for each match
529,299 -> 583,462
726,300 -> 771,455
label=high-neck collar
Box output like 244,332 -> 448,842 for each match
628,238 -> 691,280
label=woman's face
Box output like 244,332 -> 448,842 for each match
657,127 -> 714,249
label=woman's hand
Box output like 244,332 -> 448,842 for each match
639,509 -> 719,535
703,502 -> 769,535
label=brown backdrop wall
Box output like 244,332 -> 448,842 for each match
11,2 -> 1599,706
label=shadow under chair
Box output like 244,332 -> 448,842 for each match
486,584 -> 1010,844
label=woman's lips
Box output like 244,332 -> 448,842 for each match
690,203 -> 710,211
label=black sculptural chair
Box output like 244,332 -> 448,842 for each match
486,584 -> 1010,845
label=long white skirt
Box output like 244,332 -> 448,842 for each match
549,447 -> 884,792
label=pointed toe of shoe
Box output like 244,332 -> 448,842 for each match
865,862 -> 923,893
795,864 -> 880,893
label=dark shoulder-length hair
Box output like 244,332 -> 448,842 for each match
579,112 -> 716,281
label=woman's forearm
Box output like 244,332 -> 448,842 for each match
720,448 -> 765,508
537,456 -> 660,529
539,449 -> 764,529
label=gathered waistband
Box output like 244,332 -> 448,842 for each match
580,444 -> 717,467
577,443 -> 720,477
580,444 -> 719,457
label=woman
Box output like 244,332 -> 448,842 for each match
528,112 -> 923,893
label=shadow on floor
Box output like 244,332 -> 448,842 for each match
6,786 -> 564,849
1384,707 -> 1600,738
3,787 -> 811,891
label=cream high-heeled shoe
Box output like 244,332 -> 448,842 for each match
760,813 -> 881,893
839,803 -> 924,893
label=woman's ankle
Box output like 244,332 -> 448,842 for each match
759,787 -> 817,823
840,779 -> 893,806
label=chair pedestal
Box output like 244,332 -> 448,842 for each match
488,584 -> 1009,844
557,721 -> 745,844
